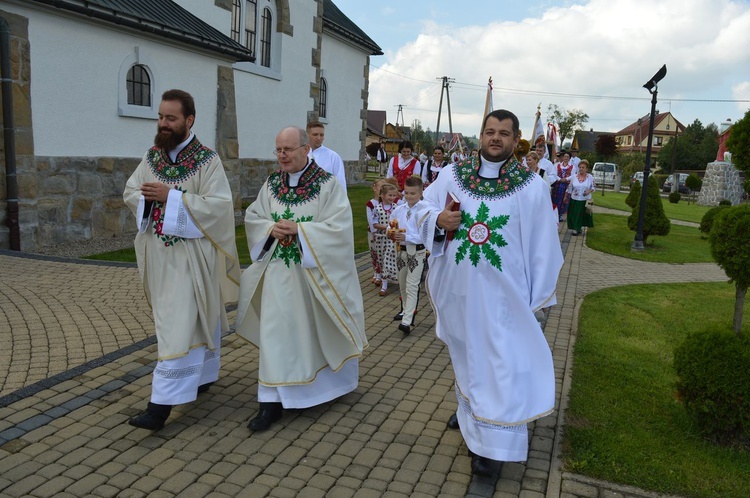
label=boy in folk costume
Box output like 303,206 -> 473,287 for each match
389,176 -> 427,335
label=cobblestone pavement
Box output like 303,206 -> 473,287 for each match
0,222 -> 726,497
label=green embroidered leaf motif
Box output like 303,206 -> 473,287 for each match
454,228 -> 468,240
469,243 -> 481,266
488,214 -> 510,230
489,231 -> 507,248
271,212 -> 281,222
455,239 -> 470,264
482,243 -> 503,271
282,206 -> 295,220
476,202 -> 490,223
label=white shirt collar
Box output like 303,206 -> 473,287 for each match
478,156 -> 508,179
288,159 -> 312,187
167,131 -> 195,162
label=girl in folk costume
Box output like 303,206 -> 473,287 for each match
550,151 -> 574,222
387,141 -> 420,192
371,183 -> 399,296
424,145 -> 449,188
366,180 -> 384,285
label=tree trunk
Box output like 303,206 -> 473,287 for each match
734,285 -> 747,336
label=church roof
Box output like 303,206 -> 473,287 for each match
27,0 -> 254,62
323,0 -> 383,55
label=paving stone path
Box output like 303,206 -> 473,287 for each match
0,220 -> 726,497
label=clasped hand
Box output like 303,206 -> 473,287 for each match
272,219 -> 298,240
437,200 -> 461,231
141,182 -> 170,203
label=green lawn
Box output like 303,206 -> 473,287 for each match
85,184 -> 375,263
592,191 -> 710,224
585,213 -> 713,263
566,282 -> 749,498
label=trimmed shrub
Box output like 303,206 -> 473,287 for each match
674,328 -> 750,445
668,192 -> 681,204
625,180 -> 641,208
699,205 -> 729,236
686,173 -> 702,192
627,175 -> 670,243
719,199 -> 732,206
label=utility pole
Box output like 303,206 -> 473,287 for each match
434,76 -> 455,145
394,104 -> 406,127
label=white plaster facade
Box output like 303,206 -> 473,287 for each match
0,0 -> 381,249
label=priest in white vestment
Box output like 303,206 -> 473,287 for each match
416,110 -> 564,476
123,90 -> 240,430
236,126 -> 367,432
306,120 -> 347,192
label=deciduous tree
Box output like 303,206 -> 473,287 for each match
547,105 -> 589,149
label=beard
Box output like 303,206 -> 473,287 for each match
480,147 -> 514,163
154,125 -> 188,151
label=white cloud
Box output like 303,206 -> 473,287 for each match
368,0 -> 750,137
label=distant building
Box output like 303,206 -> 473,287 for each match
572,129 -> 614,154
615,112 -> 685,153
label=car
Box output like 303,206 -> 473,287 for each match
592,162 -> 618,187
662,173 -> 690,194
630,171 -> 644,187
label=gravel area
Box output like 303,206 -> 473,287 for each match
32,234 -> 137,259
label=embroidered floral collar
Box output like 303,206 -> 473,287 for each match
453,156 -> 533,200
268,161 -> 333,206
147,137 -> 216,184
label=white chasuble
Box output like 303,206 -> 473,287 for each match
416,156 -> 564,461
236,163 -> 367,407
123,137 -> 240,361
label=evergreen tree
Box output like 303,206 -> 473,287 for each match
725,108 -> 750,193
627,175 -> 670,244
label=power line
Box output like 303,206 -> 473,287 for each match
369,63 -> 750,103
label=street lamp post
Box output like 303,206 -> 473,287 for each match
632,64 -> 667,252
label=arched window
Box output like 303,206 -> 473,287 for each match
259,8 -> 272,67
119,50 -> 159,119
231,0 -> 242,42
319,77 -> 328,119
126,64 -> 151,107
245,0 -> 257,53
231,0 -> 281,78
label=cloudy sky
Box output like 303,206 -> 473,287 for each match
334,0 -> 750,141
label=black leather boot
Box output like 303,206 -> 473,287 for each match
446,413 -> 460,429
468,448 -> 498,477
248,402 -> 283,431
128,402 -> 172,430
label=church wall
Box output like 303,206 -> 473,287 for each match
319,34 -> 368,162
172,0 -> 232,37
17,5 -> 222,157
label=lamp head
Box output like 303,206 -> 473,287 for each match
643,64 -> 667,91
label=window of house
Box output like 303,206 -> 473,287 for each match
319,77 -> 328,119
627,136 -> 632,145
118,48 -> 159,119
655,136 -> 663,146
231,0 -> 281,79
126,64 -> 151,107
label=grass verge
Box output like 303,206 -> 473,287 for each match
591,191 -> 710,224
565,282 -> 748,498
585,213 -> 712,263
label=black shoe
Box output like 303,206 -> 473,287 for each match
468,450 -> 497,477
248,402 -> 282,431
398,323 -> 411,335
571,231 -> 579,236
393,312 -> 404,321
128,402 -> 172,430
197,382 -> 214,394
446,413 -> 459,430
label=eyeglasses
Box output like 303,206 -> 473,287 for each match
273,144 -> 307,156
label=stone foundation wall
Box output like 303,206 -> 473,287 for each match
698,161 -> 744,206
